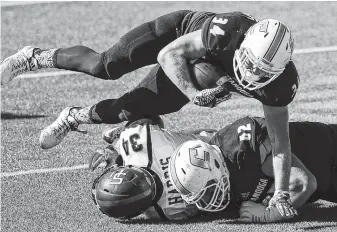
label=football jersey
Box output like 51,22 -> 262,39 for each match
182,11 -> 299,106
209,116 -> 274,204
210,116 -> 337,204
115,122 -> 205,220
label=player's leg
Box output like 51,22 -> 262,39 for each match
0,10 -> 191,85
102,10 -> 191,80
39,65 -> 189,149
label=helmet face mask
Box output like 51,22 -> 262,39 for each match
233,19 -> 294,91
169,140 -> 231,212
184,177 -> 230,212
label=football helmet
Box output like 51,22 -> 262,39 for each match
234,19 -> 294,90
91,166 -> 157,219
169,140 -> 230,212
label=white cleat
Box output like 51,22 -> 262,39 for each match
39,107 -> 86,149
102,126 -> 124,144
0,46 -> 39,85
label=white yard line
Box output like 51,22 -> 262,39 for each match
1,44 -> 337,178
1,164 -> 88,177
294,46 -> 337,54
15,45 -> 337,80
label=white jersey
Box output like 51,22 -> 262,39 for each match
115,122 -> 206,220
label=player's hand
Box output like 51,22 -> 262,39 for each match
267,191 -> 298,217
193,85 -> 231,108
239,201 -> 291,223
88,145 -> 122,171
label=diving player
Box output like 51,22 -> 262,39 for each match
2,11 -> 298,216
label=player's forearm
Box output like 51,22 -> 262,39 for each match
273,148 -> 291,192
263,105 -> 292,193
158,52 -> 198,100
157,30 -> 206,100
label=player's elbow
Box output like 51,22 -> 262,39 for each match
306,174 -> 317,196
158,47 -> 173,66
157,43 -> 183,67
291,174 -> 317,194
290,173 -> 317,207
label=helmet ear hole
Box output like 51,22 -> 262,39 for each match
214,159 -> 220,169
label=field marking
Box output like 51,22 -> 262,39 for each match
294,46 -> 337,54
13,45 -> 337,80
1,164 -> 88,177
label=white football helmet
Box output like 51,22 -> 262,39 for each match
233,19 -> 294,90
169,140 -> 230,212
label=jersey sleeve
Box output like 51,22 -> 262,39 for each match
201,12 -> 256,59
210,116 -> 270,166
259,61 -> 300,107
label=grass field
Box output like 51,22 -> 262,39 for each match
1,1 -> 337,232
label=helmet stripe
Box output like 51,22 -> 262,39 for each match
264,22 -> 287,62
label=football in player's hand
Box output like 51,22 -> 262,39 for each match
187,58 -> 228,90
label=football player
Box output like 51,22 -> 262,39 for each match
90,116 -> 216,220
2,11 -> 299,216
169,117 -> 337,223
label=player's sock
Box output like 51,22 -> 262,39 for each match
33,48 -> 58,68
72,106 -> 96,124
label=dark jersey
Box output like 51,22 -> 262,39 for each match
182,11 -> 299,106
209,117 -> 274,204
210,116 -> 337,204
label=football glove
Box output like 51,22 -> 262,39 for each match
102,125 -> 124,144
193,85 -> 231,108
239,201 -> 290,223
267,191 -> 298,217
88,145 -> 123,171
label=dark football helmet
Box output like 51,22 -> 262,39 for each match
91,166 -> 157,219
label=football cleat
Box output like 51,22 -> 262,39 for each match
39,107 -> 87,149
102,126 -> 124,144
0,46 -> 39,85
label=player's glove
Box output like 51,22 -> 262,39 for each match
102,125 -> 124,144
239,201 -> 290,223
88,145 -> 123,171
193,85 -> 231,108
267,191 -> 298,217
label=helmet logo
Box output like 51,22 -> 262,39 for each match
189,145 -> 210,169
109,169 -> 127,185
250,20 -> 269,35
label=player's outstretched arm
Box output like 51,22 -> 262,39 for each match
262,105 -> 297,217
157,30 -> 206,100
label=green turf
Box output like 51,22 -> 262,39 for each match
1,1 -> 337,232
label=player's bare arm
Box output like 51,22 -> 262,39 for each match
263,105 -> 297,216
157,30 -> 206,100
263,105 -> 291,192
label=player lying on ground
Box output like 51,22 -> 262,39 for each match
2,10 -> 299,216
169,116 -> 337,223
90,116 -> 216,220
